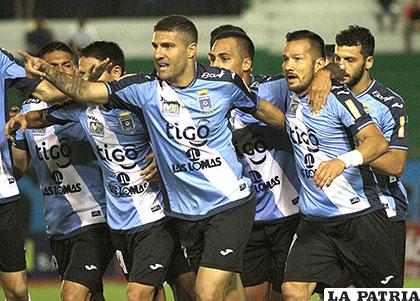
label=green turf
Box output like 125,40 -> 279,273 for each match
0,279 -> 417,300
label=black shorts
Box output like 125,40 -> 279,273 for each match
241,214 -> 300,292
111,222 -> 175,289
0,200 -> 26,272
175,199 -> 256,273
390,219 -> 406,287
50,223 -> 115,293
166,226 -> 192,284
284,209 -> 402,288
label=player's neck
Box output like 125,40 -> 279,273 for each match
351,73 -> 372,96
171,62 -> 196,88
243,72 -> 252,86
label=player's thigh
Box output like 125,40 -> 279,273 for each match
201,199 -> 256,273
283,219 -> 345,287
0,200 -> 26,273
112,222 -> 175,289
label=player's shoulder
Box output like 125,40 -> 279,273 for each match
22,97 -> 42,105
365,80 -> 405,108
111,72 -> 157,90
196,64 -> 237,83
328,79 -> 355,104
21,97 -> 47,112
250,74 -> 285,90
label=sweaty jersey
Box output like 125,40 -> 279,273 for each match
106,64 -> 258,220
0,49 -> 40,204
283,81 -> 383,219
356,79 -> 408,221
231,75 -> 300,221
46,102 -> 165,232
14,99 -> 107,238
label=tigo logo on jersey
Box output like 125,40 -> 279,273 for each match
197,90 -> 213,113
89,121 -> 104,137
119,112 -> 135,132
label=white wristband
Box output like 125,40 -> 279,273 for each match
336,150 -> 363,168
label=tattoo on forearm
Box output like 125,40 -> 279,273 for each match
44,65 -> 88,99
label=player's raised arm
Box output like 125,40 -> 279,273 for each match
18,50 -> 109,105
252,99 -> 286,130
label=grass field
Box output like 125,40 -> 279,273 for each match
0,279 -> 418,301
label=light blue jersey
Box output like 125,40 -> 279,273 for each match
231,75 -> 300,221
284,81 -> 383,219
356,79 -> 408,221
0,49 -> 39,203
107,64 -> 258,220
46,102 -> 166,232
14,99 -> 107,238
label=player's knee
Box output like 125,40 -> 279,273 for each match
196,283 -> 223,301
281,282 -> 311,301
126,285 -> 155,301
3,287 -> 28,301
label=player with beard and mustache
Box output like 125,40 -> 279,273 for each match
335,25 -> 408,287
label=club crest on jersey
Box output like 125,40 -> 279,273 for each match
119,112 -> 135,132
89,121 -> 104,137
31,128 -> 46,136
161,100 -> 180,116
197,90 -> 213,114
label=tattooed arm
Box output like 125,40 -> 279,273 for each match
19,50 -> 109,104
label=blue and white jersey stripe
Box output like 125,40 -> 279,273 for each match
46,102 -> 165,232
1,49 -> 40,203
14,99 -> 106,237
356,79 -> 408,220
285,81 -> 383,219
231,75 -> 300,221
106,64 -> 258,220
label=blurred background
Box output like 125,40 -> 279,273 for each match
1,0 -> 419,298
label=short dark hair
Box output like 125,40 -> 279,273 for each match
325,44 -> 335,62
335,25 -> 375,57
212,30 -> 255,60
37,41 -> 76,62
154,15 -> 198,44
285,30 -> 325,59
210,24 -> 246,48
80,41 -> 125,74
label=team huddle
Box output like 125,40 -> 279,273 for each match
0,14 -> 408,301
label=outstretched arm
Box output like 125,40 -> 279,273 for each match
18,50 -> 109,104
370,149 -> 408,178
5,110 -> 52,140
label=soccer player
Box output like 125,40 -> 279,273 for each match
0,48 -> 41,301
17,14 -> 313,300
11,41 -> 114,301
335,25 -> 409,286
8,40 -> 195,301
209,29 -> 300,301
275,30 -> 400,300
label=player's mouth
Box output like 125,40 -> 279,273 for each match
286,73 -> 299,83
157,62 -> 169,72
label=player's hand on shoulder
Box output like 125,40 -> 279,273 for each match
313,158 -> 346,189
308,68 -> 331,115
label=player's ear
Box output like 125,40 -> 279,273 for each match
111,65 -> 123,79
314,57 -> 326,73
187,42 -> 197,59
242,57 -> 252,73
364,55 -> 374,71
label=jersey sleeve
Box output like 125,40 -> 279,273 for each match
106,73 -> 151,113
45,102 -> 86,125
13,127 -> 28,151
257,78 -> 289,112
230,72 -> 259,114
387,99 -> 408,150
1,49 -> 41,97
330,91 -> 374,136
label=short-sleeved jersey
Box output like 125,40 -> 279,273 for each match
46,102 -> 165,232
106,64 -> 258,220
231,75 -> 300,221
284,81 -> 383,219
356,79 -> 408,221
13,99 -> 107,238
0,49 -> 40,203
